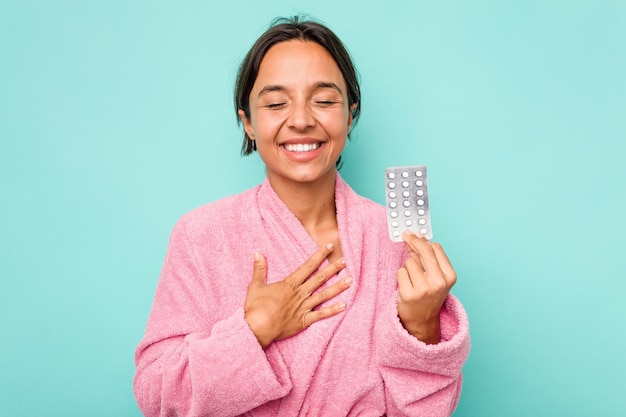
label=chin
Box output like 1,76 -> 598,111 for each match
271,166 -> 337,186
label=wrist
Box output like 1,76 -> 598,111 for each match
244,312 -> 274,349
401,316 -> 441,345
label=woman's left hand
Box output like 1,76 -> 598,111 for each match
396,230 -> 457,344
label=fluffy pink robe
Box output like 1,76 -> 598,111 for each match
134,173 -> 470,416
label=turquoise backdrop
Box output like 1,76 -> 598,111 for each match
2,1 -> 625,416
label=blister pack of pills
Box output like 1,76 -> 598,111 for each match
385,165 -> 432,241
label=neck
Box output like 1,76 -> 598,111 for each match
267,170 -> 338,232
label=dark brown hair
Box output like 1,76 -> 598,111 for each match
234,16 -> 361,156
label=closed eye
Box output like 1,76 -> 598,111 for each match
315,100 -> 340,106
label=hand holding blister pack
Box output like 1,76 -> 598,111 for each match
385,165 -> 432,242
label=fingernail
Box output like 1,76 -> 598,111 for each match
403,229 -> 423,238
326,242 -> 334,250
254,252 -> 261,261
340,258 -> 346,265
344,277 -> 352,285
338,302 -> 346,310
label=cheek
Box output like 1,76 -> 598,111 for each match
322,109 -> 352,136
252,112 -> 284,139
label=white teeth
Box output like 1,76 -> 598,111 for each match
284,143 -> 320,152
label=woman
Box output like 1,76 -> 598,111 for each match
134,17 -> 470,417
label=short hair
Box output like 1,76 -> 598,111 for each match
234,16 -> 361,156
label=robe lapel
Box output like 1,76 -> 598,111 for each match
253,173 -> 365,409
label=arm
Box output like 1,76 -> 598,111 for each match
376,231 -> 470,416
134,220 -> 352,417
133,221 -> 291,417
376,293 -> 470,416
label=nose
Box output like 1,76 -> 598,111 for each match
287,98 -> 315,130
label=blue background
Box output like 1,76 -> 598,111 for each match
2,1 -> 625,416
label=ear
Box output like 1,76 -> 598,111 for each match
238,109 -> 256,140
347,103 -> 357,131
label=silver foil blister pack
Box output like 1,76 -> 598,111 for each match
385,165 -> 432,241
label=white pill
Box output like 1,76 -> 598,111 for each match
401,171 -> 409,178
405,219 -> 413,226
402,181 -> 409,188
391,221 -> 399,227
416,170 -> 423,177
417,199 -> 424,206
404,210 -> 411,217
389,191 -> 396,198
403,200 -> 411,207
418,218 -> 426,225
388,182 -> 396,189
415,180 -> 423,187
388,172 -> 396,179
416,190 -> 424,197
393,230 -> 400,237
418,209 -> 425,216
389,201 -> 397,208
420,228 -> 428,234
390,211 -> 398,218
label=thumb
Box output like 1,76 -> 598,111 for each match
250,252 -> 267,288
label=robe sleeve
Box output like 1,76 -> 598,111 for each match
375,293 -> 470,417
133,220 -> 292,417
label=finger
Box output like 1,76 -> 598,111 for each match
430,242 -> 457,286
402,257 -> 429,290
304,276 -> 352,309
406,248 -> 424,270
302,302 -> 347,328
401,229 -> 424,249
402,231 -> 441,278
301,257 -> 347,295
401,229 -> 428,253
288,242 -> 335,286
396,266 -> 414,296
402,232 -> 428,269
249,252 -> 267,288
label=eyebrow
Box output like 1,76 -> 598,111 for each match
257,85 -> 286,97
257,82 -> 343,98
313,82 -> 343,94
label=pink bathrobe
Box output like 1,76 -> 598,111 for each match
134,173 -> 470,417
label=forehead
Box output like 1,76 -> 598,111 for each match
253,40 -> 346,91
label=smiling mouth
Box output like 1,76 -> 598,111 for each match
282,143 -> 321,152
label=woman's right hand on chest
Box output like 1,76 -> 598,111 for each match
243,243 -> 352,349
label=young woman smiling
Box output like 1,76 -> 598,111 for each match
134,17 -> 470,417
